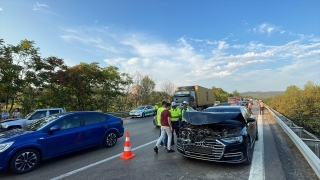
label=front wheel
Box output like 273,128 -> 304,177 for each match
10,149 -> 40,174
103,131 -> 118,148
243,139 -> 253,165
142,113 -> 145,118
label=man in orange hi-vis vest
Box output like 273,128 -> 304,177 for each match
248,102 -> 253,114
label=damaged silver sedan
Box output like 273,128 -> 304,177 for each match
177,106 -> 258,165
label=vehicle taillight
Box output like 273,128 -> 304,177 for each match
120,119 -> 123,124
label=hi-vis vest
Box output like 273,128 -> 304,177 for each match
181,108 -> 189,121
156,107 -> 165,126
169,107 -> 181,121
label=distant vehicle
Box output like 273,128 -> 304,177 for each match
236,101 -> 247,106
227,96 -> 242,104
177,106 -> 257,164
129,105 -> 156,118
172,85 -> 215,111
153,106 -> 196,127
0,108 -> 66,131
220,102 -> 235,106
0,111 -> 124,174
214,101 -> 221,106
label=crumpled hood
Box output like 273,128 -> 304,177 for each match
0,129 -> 33,142
183,112 -> 244,125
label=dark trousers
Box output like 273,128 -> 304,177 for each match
259,107 -> 264,115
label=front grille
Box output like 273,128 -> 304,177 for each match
178,139 -> 225,160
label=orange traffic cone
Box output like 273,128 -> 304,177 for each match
120,132 -> 136,160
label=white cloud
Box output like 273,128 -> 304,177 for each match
0,7 -> 3,11
33,2 -> 49,10
253,22 -> 280,35
60,25 -> 320,92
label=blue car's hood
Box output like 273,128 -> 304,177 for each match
0,129 -> 33,142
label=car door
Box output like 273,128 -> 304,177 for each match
241,107 -> 255,144
81,113 -> 106,147
45,115 -> 82,157
146,106 -> 153,116
26,110 -> 48,125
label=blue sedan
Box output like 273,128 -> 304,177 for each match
0,111 -> 124,174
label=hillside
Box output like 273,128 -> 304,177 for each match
240,91 -> 284,99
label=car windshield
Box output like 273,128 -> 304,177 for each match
24,110 -> 35,119
25,114 -> 65,131
174,91 -> 190,97
135,106 -> 145,110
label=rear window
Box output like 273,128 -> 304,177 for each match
84,114 -> 100,125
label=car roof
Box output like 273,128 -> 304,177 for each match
59,111 -> 107,115
206,106 -> 242,110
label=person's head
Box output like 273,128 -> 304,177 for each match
161,101 -> 167,107
171,102 -> 177,108
165,102 -> 171,109
182,101 -> 188,108
3,109 -> 8,113
14,108 -> 20,112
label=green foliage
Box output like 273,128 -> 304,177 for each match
265,81 -> 320,136
212,87 -> 229,102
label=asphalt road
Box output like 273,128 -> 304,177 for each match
0,105 -> 318,180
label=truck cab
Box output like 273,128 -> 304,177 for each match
172,86 -> 197,109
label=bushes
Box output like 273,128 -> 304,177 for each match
265,81 -> 320,136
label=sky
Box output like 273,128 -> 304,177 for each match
0,0 -> 319,93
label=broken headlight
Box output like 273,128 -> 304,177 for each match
221,136 -> 243,144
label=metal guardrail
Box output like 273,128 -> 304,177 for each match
267,106 -> 320,178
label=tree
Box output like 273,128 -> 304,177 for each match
232,90 -> 240,97
160,81 -> 176,103
212,87 -> 229,102
0,39 -> 39,112
131,71 -> 155,106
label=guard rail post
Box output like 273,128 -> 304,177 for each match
290,127 -> 304,138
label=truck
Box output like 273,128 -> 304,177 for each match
172,85 -> 214,111
0,108 -> 66,131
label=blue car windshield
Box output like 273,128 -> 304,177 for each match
25,114 -> 65,131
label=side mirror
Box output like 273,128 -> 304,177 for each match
247,117 -> 256,123
49,125 -> 61,133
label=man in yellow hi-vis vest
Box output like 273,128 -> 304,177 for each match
180,101 -> 189,127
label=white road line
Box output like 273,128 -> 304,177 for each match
248,115 -> 265,180
50,139 -> 158,180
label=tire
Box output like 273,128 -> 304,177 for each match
103,131 -> 118,148
142,113 -> 145,118
243,138 -> 253,165
153,117 -> 157,127
255,129 -> 259,141
10,149 -> 40,174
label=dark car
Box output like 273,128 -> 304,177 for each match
0,111 -> 124,174
177,106 -> 258,165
